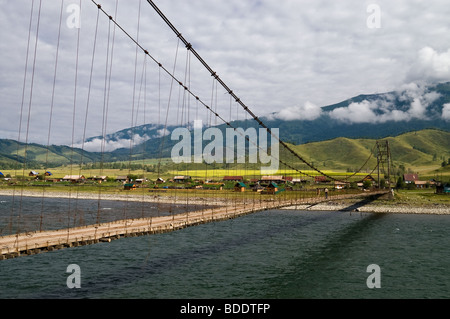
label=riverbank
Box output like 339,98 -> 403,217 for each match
284,202 -> 449,214
0,189 -> 227,206
1,188 -> 448,215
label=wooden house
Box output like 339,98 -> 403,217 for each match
252,184 -> 264,192
403,174 -> 419,184
264,182 -> 279,194
115,175 -> 128,183
29,171 -> 39,177
436,183 -> 450,194
260,176 -> 285,185
363,175 -> 376,182
234,182 -> 247,192
156,177 -> 166,184
173,175 -> 191,183
223,176 -> 244,182
124,183 -> 136,190
62,175 -> 86,183
314,176 -> 328,184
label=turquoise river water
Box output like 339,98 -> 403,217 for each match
0,195 -> 449,300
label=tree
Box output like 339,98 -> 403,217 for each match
363,180 -> 372,189
396,176 -> 406,189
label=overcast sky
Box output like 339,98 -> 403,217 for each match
1,0 -> 450,147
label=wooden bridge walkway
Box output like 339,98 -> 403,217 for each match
0,191 -> 387,260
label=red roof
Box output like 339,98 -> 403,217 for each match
223,176 -> 243,181
403,174 -> 419,182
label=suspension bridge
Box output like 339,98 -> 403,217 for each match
0,0 -> 392,260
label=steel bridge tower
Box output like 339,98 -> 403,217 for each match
375,140 -> 392,196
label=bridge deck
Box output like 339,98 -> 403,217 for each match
0,191 -> 387,259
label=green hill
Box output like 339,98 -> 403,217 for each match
286,129 -> 450,173
0,139 -> 109,168
1,129 -> 449,177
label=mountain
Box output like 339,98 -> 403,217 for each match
1,82 -> 449,169
286,129 -> 450,172
104,81 -> 450,154
0,139 -> 111,168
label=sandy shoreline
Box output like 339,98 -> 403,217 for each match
0,189 -> 227,206
1,189 -> 449,215
282,202 -> 450,215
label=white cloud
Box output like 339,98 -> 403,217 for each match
327,82 -> 441,123
272,102 -> 322,121
329,100 -> 377,123
75,134 -> 151,152
407,47 -> 450,83
442,103 -> 450,121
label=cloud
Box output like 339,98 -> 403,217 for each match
2,1 -> 450,146
407,47 -> 450,83
329,100 -> 378,123
442,103 -> 450,121
271,102 -> 322,121
74,134 -> 151,152
327,82 -> 441,123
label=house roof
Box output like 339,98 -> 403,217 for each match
267,182 -> 278,187
223,176 -> 243,180
174,175 -> 191,179
261,176 -> 284,181
235,182 -> 247,187
63,175 -> 85,179
404,174 -> 419,181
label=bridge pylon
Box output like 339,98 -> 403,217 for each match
375,140 -> 393,198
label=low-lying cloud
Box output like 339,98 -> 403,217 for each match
75,134 -> 151,152
267,101 -> 322,121
271,81 -> 447,124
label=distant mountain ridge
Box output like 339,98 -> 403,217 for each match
0,82 -> 449,168
94,81 -> 450,152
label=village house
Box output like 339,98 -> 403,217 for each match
414,180 -> 434,189
223,176 -> 243,182
314,176 -> 328,184
173,175 -> 191,183
260,176 -> 285,185
363,175 -> 376,182
62,175 -> 86,183
124,183 -> 136,190
234,182 -> 247,192
29,171 -> 39,177
403,173 -> 419,184
87,176 -> 107,183
334,181 -> 347,189
263,182 -> 279,194
436,182 -> 450,194
155,177 -> 166,184
252,184 -> 264,192
115,175 -> 128,183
